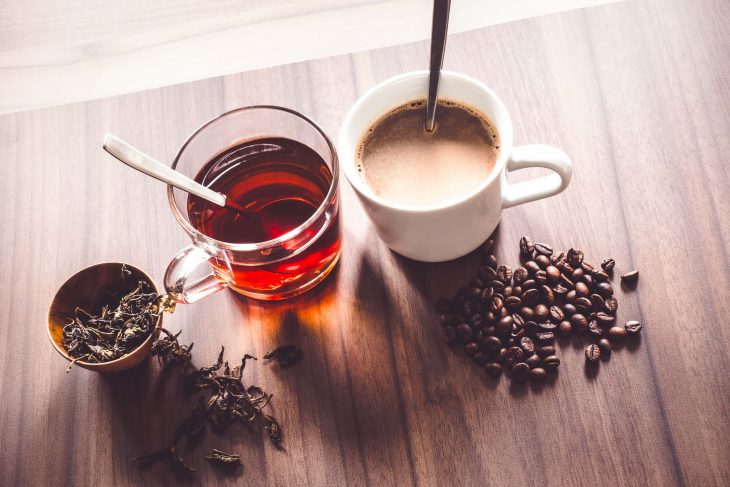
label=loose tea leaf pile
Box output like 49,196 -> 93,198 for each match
62,265 -> 165,368
135,330 -> 296,475
436,236 -> 643,381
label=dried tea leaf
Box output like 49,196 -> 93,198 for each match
205,449 -> 242,467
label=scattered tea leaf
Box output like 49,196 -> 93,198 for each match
205,449 -> 242,467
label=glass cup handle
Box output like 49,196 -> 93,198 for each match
164,245 -> 231,304
502,144 -> 573,209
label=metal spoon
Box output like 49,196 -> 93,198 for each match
103,133 -> 255,218
425,0 -> 451,133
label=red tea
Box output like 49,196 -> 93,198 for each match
187,137 -> 341,297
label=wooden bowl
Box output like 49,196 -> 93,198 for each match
47,262 -> 163,373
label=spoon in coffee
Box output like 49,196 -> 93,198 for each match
425,0 -> 451,133
102,134 -> 261,228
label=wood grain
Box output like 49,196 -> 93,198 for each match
0,0 -> 621,115
1,0 -> 729,485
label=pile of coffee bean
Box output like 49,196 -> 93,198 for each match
435,237 -> 642,382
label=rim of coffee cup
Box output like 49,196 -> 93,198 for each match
338,70 -> 513,213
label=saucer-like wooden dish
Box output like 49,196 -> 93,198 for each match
47,262 -> 163,373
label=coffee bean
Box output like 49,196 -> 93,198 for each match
621,270 -> 639,284
585,344 -> 601,362
519,336 -> 536,355
601,258 -> 615,272
560,274 -> 575,288
538,321 -> 557,332
522,279 -> 537,289
581,261 -> 595,273
511,362 -> 530,381
625,320 -> 642,335
490,296 -> 504,313
592,270 -> 609,282
598,338 -> 612,354
574,282 -> 589,297
525,354 -> 542,368
536,332 -> 555,344
479,265 -> 498,281
534,304 -> 549,321
513,267 -> 529,284
553,284 -> 569,297
541,285 -> 555,305
472,352 -> 489,366
480,238 -> 496,254
583,274 -> 594,288
463,300 -> 476,316
519,306 -> 535,320
571,313 -> 589,332
558,320 -> 572,337
549,305 -> 564,322
522,288 -> 539,305
480,287 -> 494,303
524,261 -> 541,275
488,280 -> 506,292
505,346 -> 525,366
456,323 -> 473,342
545,265 -> 561,284
608,326 -> 627,341
443,326 -> 457,344
483,335 -> 502,351
562,303 -> 576,317
511,286 -> 522,298
529,367 -> 547,382
535,270 -> 548,284
595,312 -> 616,326
505,296 -> 522,310
498,347 -> 508,363
524,320 -> 539,335
543,355 -> 560,371
497,316 -> 513,334
512,313 -> 525,327
519,236 -> 535,256
510,325 -> 525,340
467,287 -> 482,300
590,293 -> 605,311
566,248 -> 583,266
534,243 -> 553,256
588,320 -> 604,337
537,345 -> 555,358
605,297 -> 618,313
566,290 -> 577,303
485,362 -> 503,376
496,265 -> 513,282
561,263 -> 575,275
574,297 -> 593,313
503,286 -> 513,297
499,306 -> 510,318
535,255 -> 551,269
484,254 -> 498,268
596,282 -> 614,298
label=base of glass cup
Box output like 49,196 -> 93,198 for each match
227,249 -> 342,300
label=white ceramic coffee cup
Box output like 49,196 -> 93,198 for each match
338,70 -> 572,262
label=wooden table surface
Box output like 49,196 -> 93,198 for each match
1,0 -> 729,485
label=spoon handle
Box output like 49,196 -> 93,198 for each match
425,0 -> 451,132
103,133 -> 226,208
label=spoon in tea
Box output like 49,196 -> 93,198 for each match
102,134 -> 262,229
425,0 -> 451,133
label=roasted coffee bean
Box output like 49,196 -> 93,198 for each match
484,254 -> 498,269
525,354 -> 542,368
605,297 -> 618,314
510,325 -> 525,340
574,282 -> 590,297
505,296 -> 522,310
468,287 -> 482,299
519,236 -> 535,256
456,323 -> 474,342
558,320 -> 572,337
524,321 -> 539,335
560,274 -> 575,288
511,285 -> 523,298
484,325 -> 496,335
479,265 -> 498,281
464,342 -> 479,356
539,321 -> 558,332
485,312 -> 497,324
480,238 -> 496,254
497,316 -> 514,334
472,352 -> 489,366
574,297 -> 593,313
519,306 -> 535,320
608,326 -> 627,341
625,320 -> 642,335
483,335 -> 502,351
552,251 -> 567,266
581,261 -> 595,273
535,255 -> 551,269
512,313 -> 526,327
498,347 -> 508,363
480,287 -> 494,303
513,267 -> 529,284
496,265 -> 513,282
592,270 -> 609,282
545,265 -> 561,284
511,362 -> 530,381
595,312 -> 616,326
553,284 -> 569,297
474,330 -> 485,344
571,313 -> 589,332
590,293 -> 605,311
519,336 -> 536,355
534,243 -> 553,256
522,288 -> 539,305
541,285 -> 555,305
571,268 -> 585,282
505,347 -> 525,367
596,282 -> 614,298
490,296 -> 504,313
598,338 -> 612,354
621,270 -> 640,284
529,367 -> 547,382
588,320 -> 604,337
561,263 -> 575,274
534,304 -> 549,321
601,258 -> 615,272
537,345 -> 555,358
471,277 -> 486,289
549,306 -> 564,322
543,355 -> 560,371
522,279 -> 537,289
488,280 -> 506,291
566,290 -> 577,303
524,261 -> 541,275
562,303 -> 577,317
485,362 -> 503,376
499,304 -> 509,317
583,274 -> 594,288
585,344 -> 601,362
443,326 -> 457,344
536,332 -> 555,344
436,298 -> 450,313
463,300 -> 476,316
534,270 -> 548,284
566,248 -> 583,266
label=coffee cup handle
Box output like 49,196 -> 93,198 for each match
164,244 -> 231,304
502,144 -> 572,209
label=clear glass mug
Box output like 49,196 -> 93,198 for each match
164,106 -> 342,303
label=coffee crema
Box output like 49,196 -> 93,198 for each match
356,99 -> 500,207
